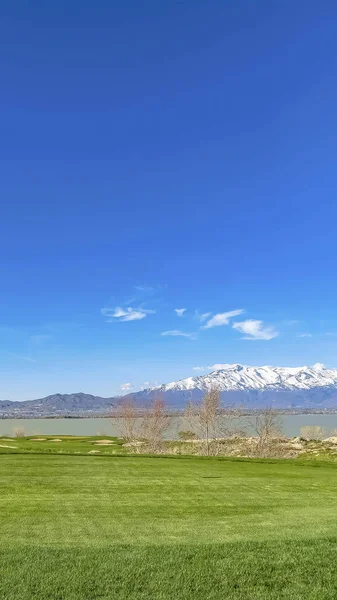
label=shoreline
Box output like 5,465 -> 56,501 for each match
2,408 -> 337,419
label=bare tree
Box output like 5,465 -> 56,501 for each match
185,389 -> 242,456
13,427 -> 25,438
186,389 -> 220,456
249,407 -> 283,457
111,397 -> 138,444
140,397 -> 172,453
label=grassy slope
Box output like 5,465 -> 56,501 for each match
2,452 -> 337,599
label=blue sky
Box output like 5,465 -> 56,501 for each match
1,0 -> 337,400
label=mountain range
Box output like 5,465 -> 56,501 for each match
127,363 -> 337,409
2,363 -> 337,417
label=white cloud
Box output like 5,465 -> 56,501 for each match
202,309 -> 244,329
175,308 -> 187,317
312,362 -> 325,370
297,333 -> 312,338
121,383 -> 133,391
233,319 -> 278,340
192,366 -> 205,371
207,363 -> 232,370
161,330 -> 195,339
119,310 -> 148,322
325,332 -> 337,337
101,306 -> 155,322
111,307 -> 128,318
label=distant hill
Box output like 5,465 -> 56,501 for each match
0,393 -> 116,417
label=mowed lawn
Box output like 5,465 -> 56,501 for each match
2,455 -> 337,599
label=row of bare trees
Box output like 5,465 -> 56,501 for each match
112,397 -> 171,452
112,389 -> 284,457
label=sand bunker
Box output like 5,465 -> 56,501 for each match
95,439 -> 115,445
88,450 -> 100,454
49,439 -> 63,442
0,444 -> 17,448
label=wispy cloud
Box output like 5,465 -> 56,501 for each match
121,383 -> 133,392
233,319 -> 278,340
101,306 -> 155,322
6,352 -> 36,363
297,333 -> 312,338
141,380 -> 160,388
202,309 -> 244,330
175,308 -> 187,317
325,332 -> 337,337
161,330 -> 196,339
124,283 -> 163,305
192,366 -> 205,371
102,284 -> 158,323
199,312 -> 211,322
193,311 -> 211,322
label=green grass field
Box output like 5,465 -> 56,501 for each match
2,445 -> 337,599
0,435 -> 126,455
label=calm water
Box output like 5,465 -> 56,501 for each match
2,414 -> 337,438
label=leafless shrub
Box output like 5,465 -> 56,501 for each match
300,425 -> 325,441
248,407 -> 284,457
139,397 -> 172,453
178,430 -> 197,441
111,398 -> 138,443
13,427 -> 25,438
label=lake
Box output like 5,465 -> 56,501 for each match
2,414 -> 337,438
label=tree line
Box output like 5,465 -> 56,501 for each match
111,389 -> 288,457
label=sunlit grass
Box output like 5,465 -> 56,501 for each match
2,452 -> 337,598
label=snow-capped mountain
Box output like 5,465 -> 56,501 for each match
129,363 -> 337,409
2,364 -> 337,416
156,363 -> 337,392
